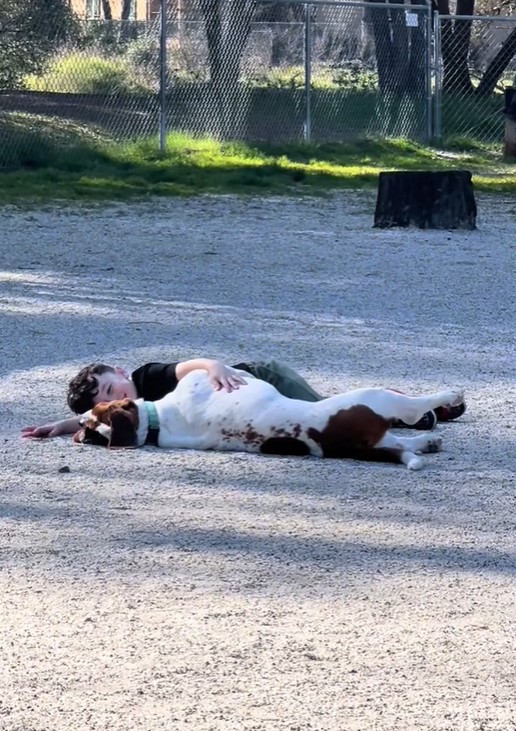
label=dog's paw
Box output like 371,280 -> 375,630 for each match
440,388 -> 465,408
406,454 -> 424,470
423,436 -> 443,454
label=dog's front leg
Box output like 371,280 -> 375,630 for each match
375,431 -> 443,470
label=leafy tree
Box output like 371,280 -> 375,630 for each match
0,0 -> 78,89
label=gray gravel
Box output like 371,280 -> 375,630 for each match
0,193 -> 515,731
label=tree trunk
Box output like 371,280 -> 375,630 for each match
389,0 -> 409,93
437,0 -> 455,91
407,0 -> 427,92
366,0 -> 393,94
476,26 -> 516,97
374,170 -> 477,230
121,0 -> 132,21
452,0 -> 474,93
119,0 -> 134,40
101,0 -> 112,21
199,0 -> 224,85
199,0 -> 255,138
367,0 -> 429,136
437,0 -> 474,94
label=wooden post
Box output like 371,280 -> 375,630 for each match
374,170 -> 477,230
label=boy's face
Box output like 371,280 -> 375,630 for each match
93,367 -> 138,405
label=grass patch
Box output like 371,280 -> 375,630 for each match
25,53 -> 149,95
0,113 -> 515,203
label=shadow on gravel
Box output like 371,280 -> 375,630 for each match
0,264 -> 513,385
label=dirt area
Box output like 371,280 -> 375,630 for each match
0,193 -> 514,730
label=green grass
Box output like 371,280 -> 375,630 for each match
25,53 -> 149,95
0,113 -> 515,203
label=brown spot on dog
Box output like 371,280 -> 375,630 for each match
244,423 -> 261,445
307,405 -> 401,463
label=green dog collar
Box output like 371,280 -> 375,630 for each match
144,402 -> 160,446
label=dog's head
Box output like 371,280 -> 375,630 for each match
73,398 -> 140,449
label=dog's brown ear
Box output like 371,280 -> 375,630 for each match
108,407 -> 138,449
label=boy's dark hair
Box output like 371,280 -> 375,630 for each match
67,363 -> 115,414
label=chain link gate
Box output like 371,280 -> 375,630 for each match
433,12 -> 516,143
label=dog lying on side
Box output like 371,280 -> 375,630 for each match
74,369 -> 465,470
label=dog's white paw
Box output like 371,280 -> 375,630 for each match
440,388 -> 464,408
406,454 -> 424,470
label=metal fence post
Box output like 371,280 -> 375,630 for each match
425,0 -> 433,141
433,9 -> 442,140
159,0 -> 167,154
304,3 -> 312,143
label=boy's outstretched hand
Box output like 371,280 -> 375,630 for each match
21,416 -> 81,439
22,424 -> 60,439
22,423 -> 64,439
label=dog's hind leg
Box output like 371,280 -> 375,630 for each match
358,388 -> 464,426
374,431 -> 443,470
392,389 -> 464,426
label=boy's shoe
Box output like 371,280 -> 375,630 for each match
435,402 -> 466,422
392,410 -> 437,431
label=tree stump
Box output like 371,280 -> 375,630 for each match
374,170 -> 477,230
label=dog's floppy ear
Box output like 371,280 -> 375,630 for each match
84,399 -> 139,449
107,405 -> 138,449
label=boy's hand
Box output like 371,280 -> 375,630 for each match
208,362 -> 247,393
22,423 -> 63,439
21,416 -> 81,439
175,358 -> 248,393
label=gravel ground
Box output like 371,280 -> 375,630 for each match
0,193 -> 515,731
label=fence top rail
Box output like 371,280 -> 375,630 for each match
256,0 -> 430,11
439,14 -> 516,21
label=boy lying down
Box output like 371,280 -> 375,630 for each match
22,357 -> 466,441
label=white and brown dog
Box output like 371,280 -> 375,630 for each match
74,370 -> 465,470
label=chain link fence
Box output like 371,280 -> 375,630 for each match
434,13 -> 516,142
159,0 -> 430,142
1,0 -> 516,166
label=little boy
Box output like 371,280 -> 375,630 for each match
22,357 -> 465,439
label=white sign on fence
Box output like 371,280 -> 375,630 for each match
405,12 -> 419,27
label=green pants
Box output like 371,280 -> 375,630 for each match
232,359 -> 324,402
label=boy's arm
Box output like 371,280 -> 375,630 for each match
21,415 -> 83,439
175,358 -> 247,392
